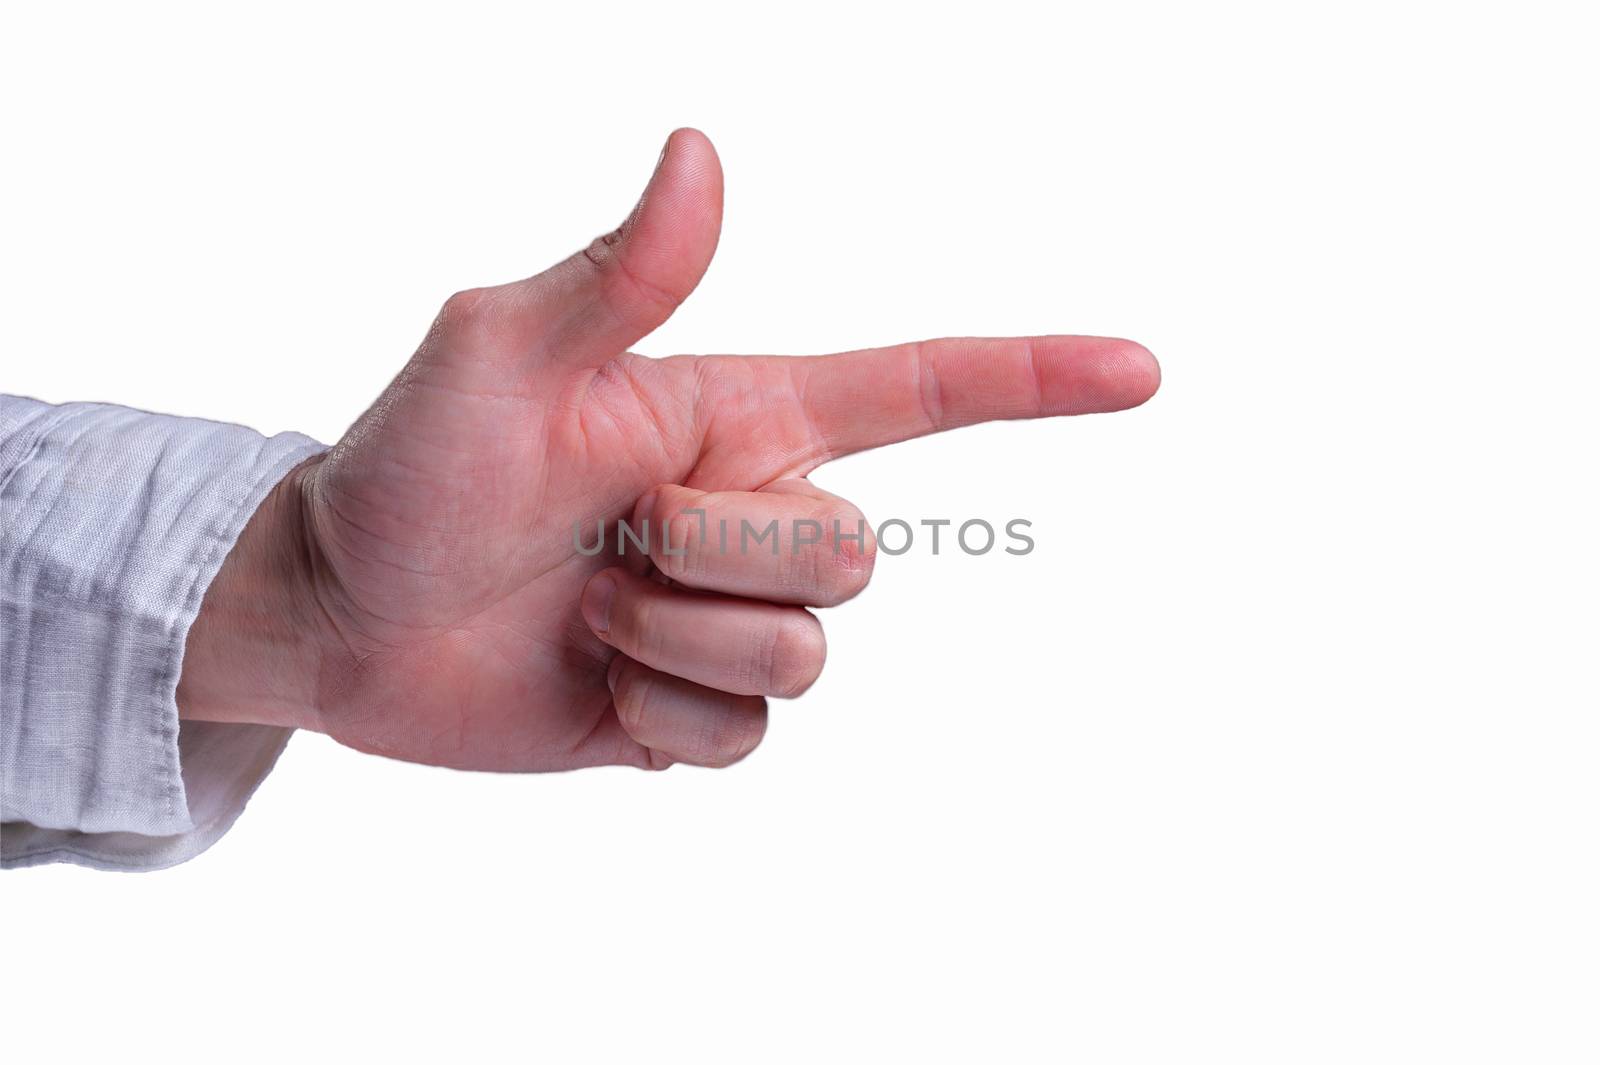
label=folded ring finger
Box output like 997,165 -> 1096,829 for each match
582,566 -> 826,698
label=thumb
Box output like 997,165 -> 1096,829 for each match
437,128 -> 723,369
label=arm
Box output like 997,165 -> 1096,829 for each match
0,396 -> 323,870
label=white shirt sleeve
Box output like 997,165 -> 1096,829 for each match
0,395 -> 327,871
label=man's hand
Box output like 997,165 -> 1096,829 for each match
178,129 -> 1160,771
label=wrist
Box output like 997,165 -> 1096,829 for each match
177,455 -> 335,732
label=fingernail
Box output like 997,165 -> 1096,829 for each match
606,655 -> 624,693
583,573 -> 617,636
633,490 -> 658,526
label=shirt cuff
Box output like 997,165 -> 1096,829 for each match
0,396 -> 326,871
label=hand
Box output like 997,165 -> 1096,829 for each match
178,129 -> 1160,771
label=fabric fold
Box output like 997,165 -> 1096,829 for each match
1,395 -> 325,870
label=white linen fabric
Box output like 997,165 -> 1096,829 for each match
0,395 -> 325,870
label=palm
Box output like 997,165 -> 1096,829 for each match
294,130 -> 1158,772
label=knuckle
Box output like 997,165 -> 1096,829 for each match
581,228 -> 625,274
436,286 -> 518,351
767,613 -> 827,697
440,287 -> 493,326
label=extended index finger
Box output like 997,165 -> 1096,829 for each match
773,335 -> 1160,466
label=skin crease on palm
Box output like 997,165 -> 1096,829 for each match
175,128 -> 1161,773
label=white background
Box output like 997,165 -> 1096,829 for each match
4,1 -> 1596,1061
